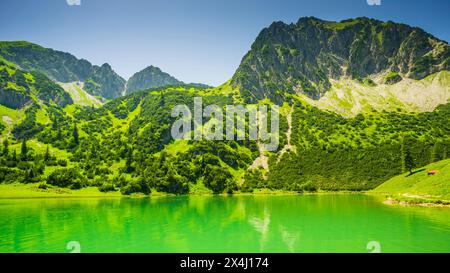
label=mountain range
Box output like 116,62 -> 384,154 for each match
0,41 -> 194,102
0,17 -> 449,196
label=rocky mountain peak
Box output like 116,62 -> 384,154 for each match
232,17 -> 449,103
125,65 -> 183,94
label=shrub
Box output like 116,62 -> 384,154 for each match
45,159 -> 58,166
47,168 -> 87,189
203,165 -> 237,194
98,182 -> 116,192
57,159 -> 68,166
17,161 -> 31,170
0,167 -> 22,183
120,179 -> 150,195
300,181 -> 318,192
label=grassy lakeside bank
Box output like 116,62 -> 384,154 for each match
0,182 -> 367,199
2,156 -> 449,206
371,159 -> 450,206
0,183 -> 123,199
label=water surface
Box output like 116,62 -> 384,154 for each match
0,194 -> 449,253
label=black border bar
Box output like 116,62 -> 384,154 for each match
0,253 -> 448,272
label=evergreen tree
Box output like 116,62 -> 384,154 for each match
12,149 -> 17,162
52,116 -> 58,130
125,147 -> 134,173
57,127 -> 62,141
24,166 -> 38,183
20,139 -> 28,161
73,123 -> 79,145
44,145 -> 50,161
405,149 -> 414,175
400,135 -> 406,173
2,139 -> 9,156
160,91 -> 165,107
89,143 -> 98,160
430,143 -> 438,163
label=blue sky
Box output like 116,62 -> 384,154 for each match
0,0 -> 449,86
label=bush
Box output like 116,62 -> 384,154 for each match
385,72 -> 402,84
38,183 -> 48,189
300,181 -> 317,192
92,175 -> 107,186
0,167 -> 22,183
58,159 -> 68,166
98,182 -> 116,192
17,161 -> 31,170
203,165 -> 237,194
120,179 -> 150,195
241,169 -> 265,192
45,159 -> 58,166
47,168 -> 87,189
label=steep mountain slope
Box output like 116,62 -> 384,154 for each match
0,59 -> 72,109
0,41 -> 92,82
232,17 -> 449,103
83,63 -> 125,99
0,41 -> 125,99
125,66 -> 183,94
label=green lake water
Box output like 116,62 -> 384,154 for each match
0,194 -> 449,253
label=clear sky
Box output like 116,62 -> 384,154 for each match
0,0 -> 449,86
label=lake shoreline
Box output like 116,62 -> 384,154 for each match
378,195 -> 450,208
382,198 -> 450,208
1,183 -> 448,208
0,183 -> 363,199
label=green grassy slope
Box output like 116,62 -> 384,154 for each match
0,183 -> 122,198
372,159 -> 450,203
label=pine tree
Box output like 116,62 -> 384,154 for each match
405,149 -> 414,175
160,91 -> 165,107
73,123 -> 79,145
12,149 -> 17,162
2,139 -> 9,156
430,142 -> 438,163
443,142 -> 448,159
45,145 -> 50,161
20,139 -> 28,161
52,116 -> 58,130
400,135 -> 405,173
25,167 -> 37,183
125,147 -> 134,173
57,127 -> 62,141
